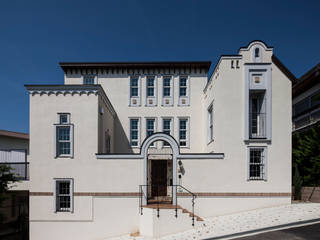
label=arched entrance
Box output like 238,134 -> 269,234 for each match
140,133 -> 179,205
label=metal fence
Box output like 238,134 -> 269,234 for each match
0,162 -> 29,180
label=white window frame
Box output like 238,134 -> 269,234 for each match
162,76 -> 173,106
162,117 -> 173,147
145,76 -> 157,106
129,118 -> 140,147
207,104 -> 213,143
178,117 -> 189,148
54,113 -> 73,158
247,147 -> 267,181
54,178 -> 74,213
129,76 -> 141,106
178,76 -> 190,106
83,75 -> 96,85
146,118 -> 157,147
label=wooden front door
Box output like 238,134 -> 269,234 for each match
151,160 -> 167,197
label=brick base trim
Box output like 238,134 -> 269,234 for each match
30,192 -> 291,197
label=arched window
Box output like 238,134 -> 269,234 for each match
255,48 -> 260,58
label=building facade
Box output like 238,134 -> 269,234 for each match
292,63 -> 320,132
23,41 -> 293,239
0,130 -> 29,238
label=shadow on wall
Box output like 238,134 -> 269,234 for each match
113,116 -> 134,154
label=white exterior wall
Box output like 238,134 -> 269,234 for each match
27,41 -> 292,239
65,73 -> 208,153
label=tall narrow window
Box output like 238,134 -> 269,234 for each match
130,77 -> 139,97
105,132 -> 111,153
162,76 -> 173,106
57,127 -> 71,155
255,48 -> 260,58
249,91 -> 266,138
162,118 -> 172,146
179,118 -> 188,147
179,77 -> 187,97
163,77 -> 171,97
55,179 -> 73,212
178,76 -> 189,106
55,113 -> 73,157
130,119 -> 139,147
146,118 -> 156,146
208,105 -> 213,142
249,148 -> 266,180
147,77 -> 155,97
83,75 -> 95,85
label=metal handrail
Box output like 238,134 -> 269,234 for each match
139,184 -> 197,226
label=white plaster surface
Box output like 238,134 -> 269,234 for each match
108,203 -> 320,240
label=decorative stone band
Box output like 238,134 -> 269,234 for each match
30,192 -> 291,197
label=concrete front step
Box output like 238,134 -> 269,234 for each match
139,204 -> 205,237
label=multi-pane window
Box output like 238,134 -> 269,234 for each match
179,77 -> 187,97
55,179 -> 73,212
59,114 -> 69,124
179,118 -> 188,147
208,105 -> 213,142
130,77 -> 139,97
163,77 -> 171,97
162,118 -> 172,146
83,75 -> 95,85
147,77 -> 155,97
146,119 -> 156,146
249,148 -> 266,180
56,113 -> 72,157
130,119 -> 139,147
57,127 -> 71,155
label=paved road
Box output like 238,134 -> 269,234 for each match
233,223 -> 320,240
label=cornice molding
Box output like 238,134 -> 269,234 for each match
25,84 -> 116,117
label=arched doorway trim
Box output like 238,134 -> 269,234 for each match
140,133 -> 179,205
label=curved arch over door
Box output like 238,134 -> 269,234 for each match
140,133 -> 179,205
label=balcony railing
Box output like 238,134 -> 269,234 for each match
249,113 -> 266,138
0,162 -> 29,180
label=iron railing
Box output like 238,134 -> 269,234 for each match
139,184 -> 197,226
0,162 -> 29,180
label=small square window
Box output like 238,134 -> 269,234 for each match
59,114 -> 69,124
83,75 -> 95,85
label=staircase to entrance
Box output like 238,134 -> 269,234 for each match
139,185 -> 204,237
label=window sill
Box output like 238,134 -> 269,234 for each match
55,155 -> 73,159
247,179 -> 267,182
244,139 -> 271,144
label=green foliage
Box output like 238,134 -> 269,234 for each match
292,124 -> 320,186
0,164 -> 18,222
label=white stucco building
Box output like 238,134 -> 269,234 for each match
23,41 -> 294,239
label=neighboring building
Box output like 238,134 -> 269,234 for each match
292,63 -> 320,132
0,130 -> 29,238
23,41 -> 293,239
0,129 -> 29,180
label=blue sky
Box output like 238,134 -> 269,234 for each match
0,0 -> 319,133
